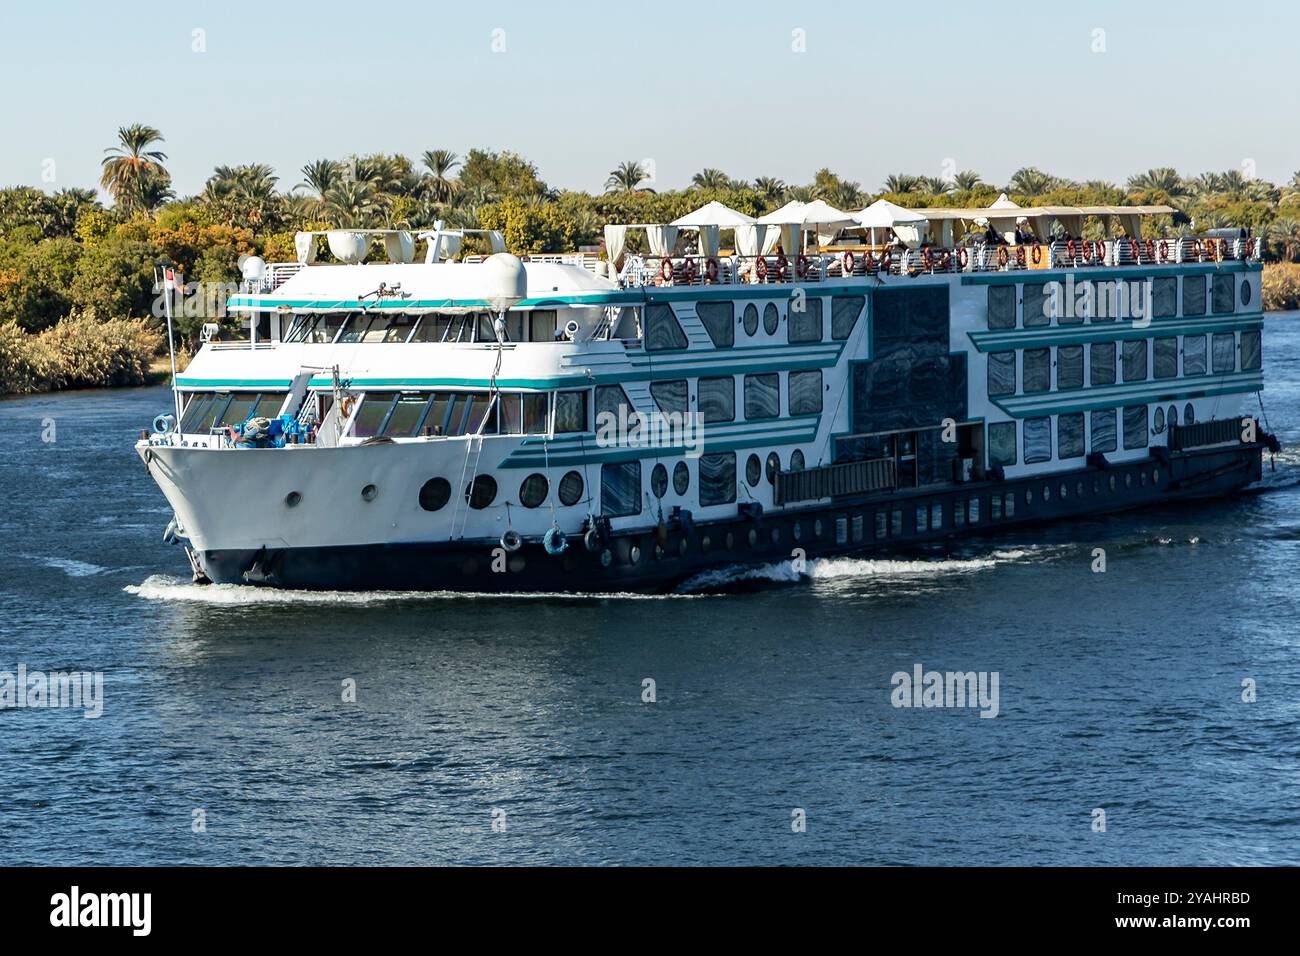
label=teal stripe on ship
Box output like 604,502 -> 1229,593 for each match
968,313 -> 1264,351
991,371 -> 1263,417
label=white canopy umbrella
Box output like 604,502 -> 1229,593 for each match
855,199 -> 929,248
671,200 -> 756,257
984,192 -> 1024,242
757,199 -> 856,252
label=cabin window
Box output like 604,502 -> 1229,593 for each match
1089,342 -> 1116,385
449,393 -> 493,436
1122,339 -> 1148,383
1212,274 -> 1235,315
1183,334 -> 1207,375
528,309 -> 558,342
595,384 -> 637,434
744,373 -> 780,420
411,313 -> 455,342
418,477 -> 451,512
382,393 -> 432,438
558,471 -> 585,507
673,461 -> 690,495
600,461 -> 641,517
644,303 -> 688,351
1153,337 -> 1179,379
788,297 -> 822,343
554,391 -> 588,433
697,376 -> 735,423
1123,405 -> 1149,449
1022,283 -> 1052,328
339,312 -> 402,344
1185,402 -> 1196,425
1153,277 -> 1177,318
696,301 -> 734,348
745,454 -> 762,487
519,474 -> 549,508
650,379 -> 689,417
831,296 -> 864,340
180,392 -> 231,433
1183,276 -> 1206,316
352,393 -> 395,438
698,452 -> 737,506
763,303 -> 780,335
988,421 -> 1017,467
466,475 -> 497,510
1125,279 -> 1151,323
1212,332 -> 1236,373
988,352 -> 1016,397
1154,406 -> 1166,433
1023,417 -> 1052,464
1022,348 -> 1050,393
1090,409 -> 1118,453
476,312 -> 523,343
987,285 -> 1016,329
788,370 -> 823,415
1056,345 -> 1084,390
790,449 -> 805,471
742,304 -> 759,336
1241,329 -> 1262,371
285,313 -> 349,344
496,393 -> 549,435
1058,413 -> 1085,459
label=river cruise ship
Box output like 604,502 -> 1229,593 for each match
138,196 -> 1276,591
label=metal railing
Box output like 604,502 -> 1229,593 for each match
774,457 -> 897,505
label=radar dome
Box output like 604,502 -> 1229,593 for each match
239,255 -> 266,281
480,253 -> 527,310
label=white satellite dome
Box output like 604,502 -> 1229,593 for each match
239,255 -> 266,281
327,230 -> 370,264
480,253 -> 527,310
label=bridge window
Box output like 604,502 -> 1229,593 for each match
382,393 -> 433,437
352,393 -> 395,438
1183,275 -> 1206,316
1183,334 -> 1208,375
1211,274 -> 1235,314
1154,337 -> 1179,379
410,313 -> 455,342
1122,340 -> 1148,383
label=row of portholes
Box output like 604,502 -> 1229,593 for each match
417,470 -> 588,513
1154,403 -> 1196,434
1023,467 -> 1161,507
741,302 -> 781,337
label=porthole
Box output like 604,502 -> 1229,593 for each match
1154,406 -> 1165,433
745,453 -> 761,487
1167,405 -> 1178,428
678,538 -> 688,557
1025,488 -> 1034,507
1042,485 -> 1051,502
673,460 -> 689,495
1152,469 -> 1160,485
1139,470 -> 1147,487
1124,472 -> 1133,489
1184,402 -> 1195,425
701,535 -> 712,551
558,470 -> 584,507
519,473 -> 548,508
770,527 -> 780,544
763,302 -> 780,335
1059,483 -> 1068,500
1076,481 -> 1085,498
629,545 -> 641,564
1108,474 -> 1117,492
466,474 -> 497,510
725,531 -> 735,550
419,477 -> 451,511
791,449 -> 805,471
1242,280 -> 1252,307
1092,479 -> 1100,495
285,491 -> 302,508
743,303 -> 759,336
747,528 -> 758,547
651,463 -> 668,498
793,522 -> 803,541
766,452 -> 780,484
361,483 -> 378,502
813,518 -> 823,538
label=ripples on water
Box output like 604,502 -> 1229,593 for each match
1,317 -> 1299,865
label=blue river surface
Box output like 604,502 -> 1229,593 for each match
1,316 -> 1299,866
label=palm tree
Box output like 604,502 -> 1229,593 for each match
203,164 -> 281,226
604,160 -> 649,193
691,168 -> 731,190
48,188 -> 99,236
952,170 -> 983,191
1268,217 -> 1300,261
785,185 -> 816,203
322,180 -> 383,228
820,180 -> 864,209
753,176 -> 787,202
135,174 -> 175,213
1283,171 -> 1300,203
1126,168 -> 1185,196
918,176 -> 952,195
882,173 -> 921,194
297,159 -> 342,198
1006,166 -> 1060,198
100,124 -> 168,215
421,149 -> 461,203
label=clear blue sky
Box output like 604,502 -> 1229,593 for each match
1,0 -> 1295,197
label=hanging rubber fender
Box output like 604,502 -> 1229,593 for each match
500,529 -> 522,553
655,519 -> 669,548
543,526 -> 567,555
152,413 -> 174,435
583,524 -> 602,552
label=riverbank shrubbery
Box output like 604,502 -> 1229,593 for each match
1262,263 -> 1300,312
0,316 -> 163,395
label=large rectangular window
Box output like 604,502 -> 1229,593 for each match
1152,277 -> 1177,318
988,421 -> 1017,467
1183,275 -> 1206,316
554,390 -> 588,433
1058,413 -> 1085,459
988,351 -> 1016,397
1023,348 -> 1050,393
650,379 -> 689,416
1212,274 -> 1235,315
788,298 -> 823,343
601,461 -> 641,517
697,376 -> 735,423
351,393 -> 396,439
788,370 -> 823,415
644,302 -> 688,351
1057,345 -> 1084,390
1212,332 -> 1236,373
831,296 -> 864,340
1023,416 -> 1052,464
381,393 -> 432,438
1123,405 -> 1149,449
1153,337 -> 1179,380
988,285 -> 1016,329
696,301 -> 734,349
698,452 -> 736,506
1241,329 -> 1262,371
1122,339 -> 1148,383
744,373 -> 780,420
1090,408 -> 1118,453
1022,283 -> 1051,328
1183,334 -> 1207,376
1090,342 -> 1116,385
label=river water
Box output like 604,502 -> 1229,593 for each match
1,316 -> 1298,865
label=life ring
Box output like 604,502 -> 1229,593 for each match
152,413 -> 174,435
921,247 -> 934,271
774,254 -> 789,280
940,249 -> 953,271
1031,244 -> 1043,264
1145,239 -> 1155,260
660,258 -> 674,281
1081,240 -> 1093,262
1158,239 -> 1169,261
997,245 -> 1009,267
1066,239 -> 1076,259
756,256 -> 768,279
500,529 -> 522,553
957,247 -> 968,268
340,396 -> 355,418
1091,239 -> 1104,261
842,251 -> 856,274
795,254 -> 810,279
1245,237 -> 1256,258
1014,246 -> 1026,268
705,257 -> 719,282
1189,238 -> 1202,259
1206,238 -> 1219,261
543,526 -> 567,555
878,249 -> 891,273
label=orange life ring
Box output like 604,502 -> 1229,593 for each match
878,249 -> 892,273
775,254 -> 789,279
1092,239 -> 1104,261
1145,239 -> 1155,260
922,247 -> 934,270
705,257 -> 719,282
341,397 -> 355,418
1245,237 -> 1256,258
997,245 -> 1009,267
660,258 -> 674,281
842,251 -> 856,274
1082,240 -> 1093,262
756,256 -> 768,279
1158,239 -> 1169,261
941,249 -> 953,271
1066,239 -> 1076,259
682,258 -> 697,282
1014,246 -> 1026,267
957,247 -> 968,268
1031,244 -> 1043,264
1189,238 -> 1202,259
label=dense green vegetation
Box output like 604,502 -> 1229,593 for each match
2,124 -> 1299,393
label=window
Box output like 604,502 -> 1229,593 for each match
466,474 -> 497,510
673,461 -> 690,495
1023,348 -> 1050,393
696,301 -> 734,348
418,477 -> 451,512
1022,283 -> 1051,327
831,296 -> 864,340
644,302 -> 687,350
1057,345 -> 1084,390
1122,339 -> 1148,383
555,391 -> 588,433
788,370 -> 823,415
1123,405 -> 1148,449
744,373 -> 780,420
1091,409 -> 1118,453
988,352 -> 1016,397
699,452 -> 736,506
988,285 -> 1016,329
595,385 -> 636,435
351,393 -> 395,438
558,471 -> 584,506
1024,417 -> 1052,464
698,376 -> 735,423
1241,329 -> 1262,371
1090,342 -> 1116,386
497,393 -> 549,435
1125,279 -> 1150,323
1184,402 -> 1196,424
742,303 -> 759,336
381,393 -> 432,438
411,313 -> 454,342
1058,413 -> 1085,459
788,297 -> 822,343
285,312 -> 348,344
790,449 -> 805,471
528,309 -> 558,342
1212,332 -> 1236,373
988,421 -> 1017,467
1154,406 -> 1166,433
1153,337 -> 1178,379
745,454 -> 761,486
1089,282 -> 1116,323
519,473 -> 548,508
1212,274 -> 1235,314
1183,334 -> 1207,375
650,379 -> 689,416
601,461 -> 641,517
763,302 -> 780,335
180,392 -> 231,433
1183,275 -> 1206,316
916,505 -> 929,533
1242,279 -> 1252,307
651,463 -> 668,498
1153,277 -> 1177,318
